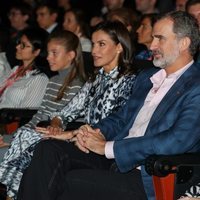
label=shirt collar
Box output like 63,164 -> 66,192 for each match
99,66 -> 119,79
46,23 -> 58,33
150,60 -> 194,86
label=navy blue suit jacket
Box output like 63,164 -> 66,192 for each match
95,62 -> 200,199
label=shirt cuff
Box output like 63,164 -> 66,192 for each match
105,141 -> 115,159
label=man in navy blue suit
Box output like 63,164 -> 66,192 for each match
17,11 -> 200,200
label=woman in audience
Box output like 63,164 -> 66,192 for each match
62,8 -> 92,53
0,30 -> 86,200
135,13 -> 158,61
0,27 -> 49,109
6,2 -> 33,67
62,8 -> 94,77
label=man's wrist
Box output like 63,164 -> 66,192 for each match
105,141 -> 115,159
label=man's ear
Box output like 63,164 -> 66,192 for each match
179,37 -> 191,52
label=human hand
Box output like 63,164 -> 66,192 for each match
70,125 -> 96,153
36,116 -> 63,135
79,124 -> 97,134
69,127 -> 89,153
36,126 -> 63,135
80,128 -> 106,155
71,124 -> 97,147
42,131 -> 74,140
50,117 -> 62,128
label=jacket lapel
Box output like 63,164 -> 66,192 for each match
146,63 -> 198,130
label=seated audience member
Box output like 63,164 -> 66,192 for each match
186,0 -> 200,27
62,8 -> 92,53
6,2 -> 33,67
0,30 -> 86,199
0,27 -> 49,109
36,3 -> 61,34
62,8 -> 94,77
135,13 -> 158,61
16,11 -> 200,200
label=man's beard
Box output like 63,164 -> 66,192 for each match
153,58 -> 167,69
152,49 -> 180,69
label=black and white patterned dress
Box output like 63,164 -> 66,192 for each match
0,66 -> 136,199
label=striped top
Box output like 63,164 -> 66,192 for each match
0,65 -> 49,109
26,67 -> 84,128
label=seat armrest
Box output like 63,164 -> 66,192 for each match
145,153 -> 200,177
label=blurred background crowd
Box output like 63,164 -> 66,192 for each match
0,0 -> 176,57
